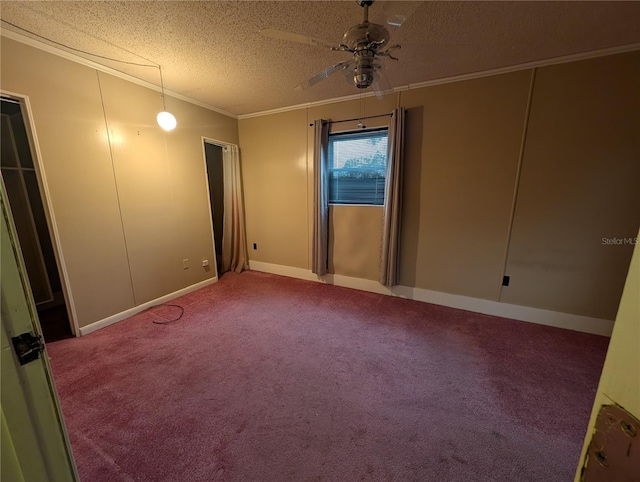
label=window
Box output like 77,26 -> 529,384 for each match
328,128 -> 388,205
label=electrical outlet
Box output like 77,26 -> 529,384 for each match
183,259 -> 189,269
253,243 -> 257,250
202,260 -> 209,267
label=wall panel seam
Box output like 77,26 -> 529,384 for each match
499,68 -> 537,301
306,108 -> 311,270
96,71 -> 137,305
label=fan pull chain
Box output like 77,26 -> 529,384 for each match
357,92 -> 366,129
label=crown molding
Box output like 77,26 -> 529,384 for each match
238,90 -> 382,120
3,27 -> 637,122
239,42 -> 640,120
1,29 -> 238,119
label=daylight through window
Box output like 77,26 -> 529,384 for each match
328,128 -> 388,205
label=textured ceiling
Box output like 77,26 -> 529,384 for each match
1,1 -> 639,117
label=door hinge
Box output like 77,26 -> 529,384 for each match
11,332 -> 44,365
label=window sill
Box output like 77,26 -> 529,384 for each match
329,203 -> 384,208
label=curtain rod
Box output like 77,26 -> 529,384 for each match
309,113 -> 392,127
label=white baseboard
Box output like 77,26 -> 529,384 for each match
248,261 -> 318,282
248,261 -> 614,337
78,277 -> 218,336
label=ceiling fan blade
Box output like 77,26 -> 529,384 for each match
372,1 -> 422,29
372,69 -> 394,99
259,28 -> 336,50
295,60 -> 355,91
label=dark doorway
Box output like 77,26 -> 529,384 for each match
1,97 -> 72,342
204,142 -> 224,276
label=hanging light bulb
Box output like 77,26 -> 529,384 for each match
157,111 -> 177,131
156,65 -> 176,131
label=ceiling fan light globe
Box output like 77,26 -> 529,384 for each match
354,70 -> 374,88
353,57 -> 376,88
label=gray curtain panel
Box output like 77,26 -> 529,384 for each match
380,108 -> 406,286
312,119 -> 330,276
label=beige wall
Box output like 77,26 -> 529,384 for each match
501,52 -> 640,320
575,231 -> 640,480
239,51 -> 639,320
240,109 -> 309,269
329,205 -> 382,281
400,70 -> 532,299
1,37 -> 238,327
3,33 -> 637,326
241,69 -> 533,294
309,96 -> 397,281
239,95 -> 398,278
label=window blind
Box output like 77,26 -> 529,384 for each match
328,128 -> 388,205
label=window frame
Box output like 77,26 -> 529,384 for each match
327,127 -> 389,206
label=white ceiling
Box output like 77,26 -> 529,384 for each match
1,1 -> 639,117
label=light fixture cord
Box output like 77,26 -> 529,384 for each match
4,18 -> 174,127
2,19 -> 168,98
158,65 -> 167,111
1,19 -> 158,68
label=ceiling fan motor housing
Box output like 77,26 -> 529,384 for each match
342,22 -> 390,51
343,22 -> 389,88
353,52 -> 375,88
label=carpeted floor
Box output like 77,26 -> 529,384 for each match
47,271 -> 608,481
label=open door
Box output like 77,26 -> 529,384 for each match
1,182 -> 78,481
204,141 -> 225,276
202,139 -> 249,276
1,95 -> 74,341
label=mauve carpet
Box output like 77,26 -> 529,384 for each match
47,271 -> 608,481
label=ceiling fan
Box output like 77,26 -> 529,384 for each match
260,0 -> 415,94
